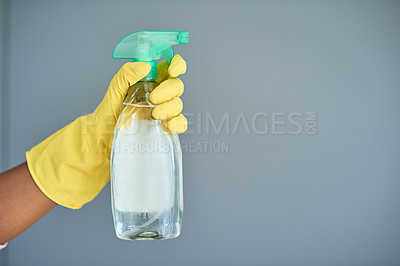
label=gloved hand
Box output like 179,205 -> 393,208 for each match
152,54 -> 188,133
26,55 -> 188,209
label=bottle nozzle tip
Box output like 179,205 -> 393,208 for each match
179,32 -> 189,44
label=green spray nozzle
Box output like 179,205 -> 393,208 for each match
112,31 -> 189,80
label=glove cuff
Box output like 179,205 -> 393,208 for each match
26,116 -> 111,209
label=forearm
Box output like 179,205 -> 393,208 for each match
0,162 -> 56,243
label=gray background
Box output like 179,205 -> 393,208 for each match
1,0 -> 400,265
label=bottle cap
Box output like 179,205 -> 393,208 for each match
113,31 -> 189,80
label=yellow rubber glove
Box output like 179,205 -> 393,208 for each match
152,54 -> 188,133
26,55 -> 188,209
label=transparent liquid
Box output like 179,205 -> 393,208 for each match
111,81 -> 183,241
114,207 -> 182,241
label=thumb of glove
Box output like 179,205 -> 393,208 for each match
94,62 -> 151,120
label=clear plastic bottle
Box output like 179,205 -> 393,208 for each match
111,77 -> 183,240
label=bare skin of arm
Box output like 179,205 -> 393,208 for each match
0,162 -> 56,244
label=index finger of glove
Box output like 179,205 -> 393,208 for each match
156,54 -> 187,83
168,54 -> 187,77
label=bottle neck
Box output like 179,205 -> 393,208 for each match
140,77 -> 156,82
138,60 -> 158,81
123,79 -> 159,106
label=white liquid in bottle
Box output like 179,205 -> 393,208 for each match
113,119 -> 174,213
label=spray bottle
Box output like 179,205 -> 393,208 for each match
110,31 -> 189,240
